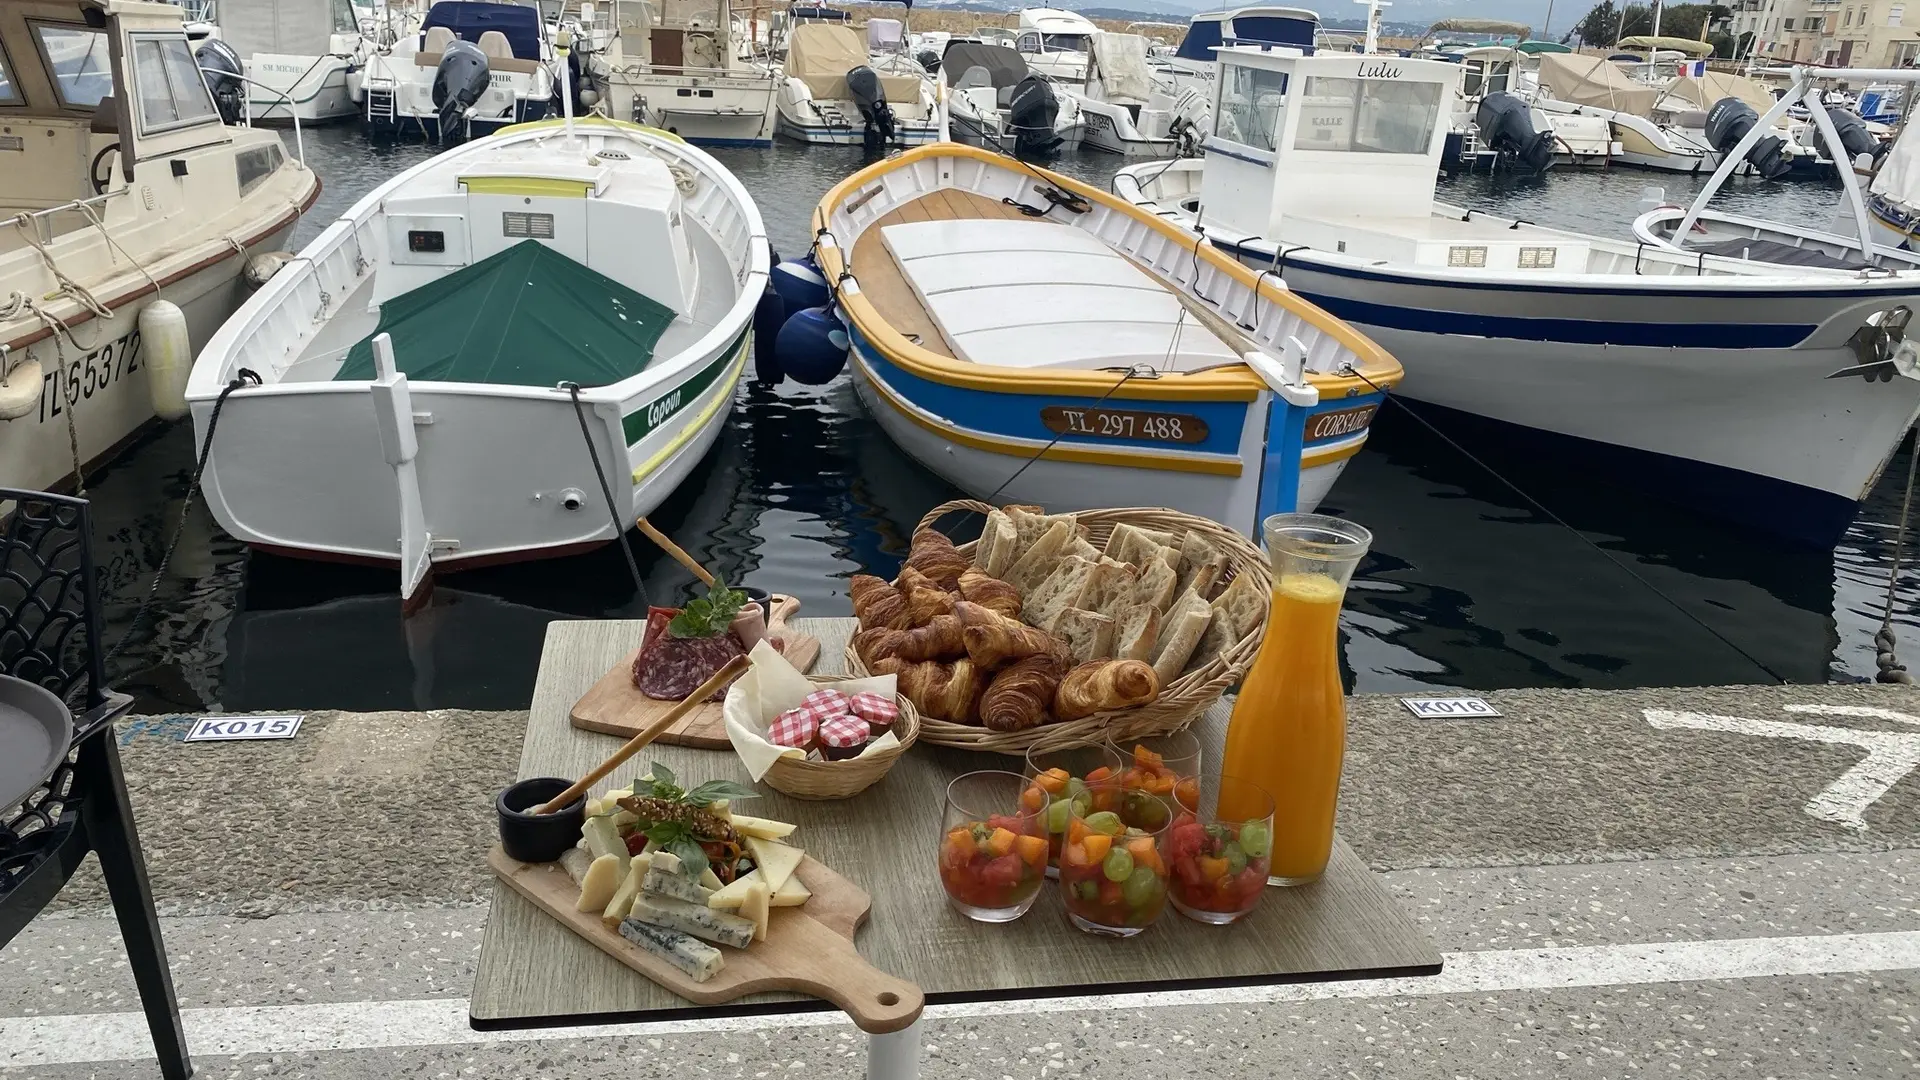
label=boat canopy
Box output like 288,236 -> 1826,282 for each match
336,241 -> 674,387
789,24 -> 920,101
420,1 -> 543,61
1514,40 -> 1571,54
788,5 -> 853,21
1174,7 -> 1318,62
1666,70 -> 1772,113
1616,35 -> 1715,58
868,17 -> 904,52
943,41 -> 1028,89
1537,52 -> 1659,115
1091,32 -> 1154,101
1424,19 -> 1530,39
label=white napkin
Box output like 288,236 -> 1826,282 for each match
724,639 -> 901,781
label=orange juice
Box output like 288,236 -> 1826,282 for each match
1221,565 -> 1357,884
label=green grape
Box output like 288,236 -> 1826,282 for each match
1067,777 -> 1088,798
1046,799 -> 1071,833
1102,847 -> 1135,882
1237,822 -> 1272,858
1077,879 -> 1100,902
1224,841 -> 1248,876
1083,811 -> 1124,836
1121,865 -> 1160,907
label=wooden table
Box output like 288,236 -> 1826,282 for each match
473,618 -> 1442,1077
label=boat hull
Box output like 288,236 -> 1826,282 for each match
1209,235 -> 1920,546
246,53 -> 358,122
1078,105 -> 1179,157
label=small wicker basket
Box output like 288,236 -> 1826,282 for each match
845,500 -> 1271,755
759,676 -> 921,800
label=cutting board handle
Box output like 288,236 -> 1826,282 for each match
766,594 -> 801,632
773,914 -> 924,1033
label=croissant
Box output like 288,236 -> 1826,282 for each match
907,528 -> 969,591
980,652 -> 1070,732
875,657 -> 984,724
894,613 -> 966,662
957,601 -> 1063,669
853,626 -> 905,667
1053,660 -> 1160,721
851,575 -> 913,631
956,568 -> 1021,619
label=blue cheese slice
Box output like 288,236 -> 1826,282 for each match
618,918 -> 725,982
630,894 -> 756,949
642,860 -> 714,906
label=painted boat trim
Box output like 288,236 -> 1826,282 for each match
629,335 -> 748,482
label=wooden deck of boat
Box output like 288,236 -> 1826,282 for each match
850,188 -> 1038,360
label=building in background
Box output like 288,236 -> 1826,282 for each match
1742,0 -> 1920,65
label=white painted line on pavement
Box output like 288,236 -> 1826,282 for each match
3,930 -> 1917,1067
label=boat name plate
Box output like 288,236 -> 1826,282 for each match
1304,404 -> 1377,443
1039,405 -> 1208,444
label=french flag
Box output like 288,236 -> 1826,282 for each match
1683,59 -> 1708,76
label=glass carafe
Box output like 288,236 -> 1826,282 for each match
1219,513 -> 1370,886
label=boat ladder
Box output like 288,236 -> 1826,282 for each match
813,101 -> 851,131
366,84 -> 396,125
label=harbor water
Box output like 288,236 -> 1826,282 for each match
83,128 -> 1920,713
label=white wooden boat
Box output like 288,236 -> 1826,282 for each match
774,23 -> 936,147
360,0 -> 559,140
575,0 -> 777,147
186,116 -> 768,602
811,143 -> 1404,534
940,40 -> 1083,156
0,0 -> 318,495
1114,45 -> 1920,548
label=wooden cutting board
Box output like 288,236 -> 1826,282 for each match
487,846 -> 923,1034
571,595 -> 820,749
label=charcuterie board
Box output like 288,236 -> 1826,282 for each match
487,846 -> 923,1033
571,595 -> 819,748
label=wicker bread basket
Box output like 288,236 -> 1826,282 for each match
844,500 -> 1271,755
759,676 -> 921,799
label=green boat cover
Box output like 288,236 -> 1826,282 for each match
336,240 -> 676,387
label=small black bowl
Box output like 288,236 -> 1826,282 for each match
496,777 -> 585,864
742,585 -> 772,608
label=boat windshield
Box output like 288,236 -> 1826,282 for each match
0,50 -> 17,106
34,23 -> 114,109
1216,62 -> 1288,151
1294,76 -> 1442,154
1040,33 -> 1088,52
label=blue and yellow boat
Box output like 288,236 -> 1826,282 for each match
808,143 -> 1402,535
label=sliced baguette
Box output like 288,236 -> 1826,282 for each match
976,510 -> 1019,576
1055,607 -> 1117,663
1151,607 -> 1212,686
1127,553 -> 1179,613
1004,519 -> 1076,594
1114,603 -> 1161,662
1076,557 -> 1137,617
1209,572 -> 1266,641
1175,532 -> 1231,601
1022,555 -> 1097,632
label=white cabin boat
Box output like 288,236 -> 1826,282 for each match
1060,31 -> 1208,156
576,0 -> 777,146
1114,44 -> 1920,547
359,0 -> 558,140
0,0 -> 318,495
209,0 -> 417,123
1153,6 -> 1318,100
941,39 -> 1084,156
185,116 -> 768,601
775,22 -> 935,146
1012,8 -> 1094,83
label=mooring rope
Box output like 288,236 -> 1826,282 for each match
563,382 -> 649,609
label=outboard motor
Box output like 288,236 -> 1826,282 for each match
1007,73 -> 1062,158
1472,92 -> 1554,172
432,39 -> 492,142
194,38 -> 246,125
846,65 -> 896,150
916,48 -> 942,74
1818,107 -> 1879,165
1705,97 -> 1791,181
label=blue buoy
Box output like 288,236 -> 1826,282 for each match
771,258 -> 831,314
753,285 -> 786,383
775,305 -> 850,385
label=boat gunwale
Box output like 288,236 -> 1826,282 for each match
187,116 -> 769,410
811,142 -> 1402,404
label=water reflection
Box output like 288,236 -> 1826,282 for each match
78,127 -> 1920,712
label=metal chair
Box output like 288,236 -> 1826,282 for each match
0,489 -> 190,1080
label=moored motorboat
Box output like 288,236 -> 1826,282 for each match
807,143 -> 1404,535
1114,44 -> 1920,547
774,22 -> 936,147
1060,31 -> 1208,157
940,40 -> 1084,156
359,0 -> 559,141
186,114 -> 768,602
0,0 -> 319,495
574,0 -> 778,147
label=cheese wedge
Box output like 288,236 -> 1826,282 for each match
706,870 -> 762,910
575,854 -> 622,913
744,837 -> 804,893
559,847 -> 595,885
770,873 -> 812,908
728,814 -> 797,841
602,860 -> 647,929
580,816 -> 628,871
740,880 -> 771,942
698,866 -> 724,892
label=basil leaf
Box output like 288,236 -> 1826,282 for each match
685,780 -> 761,805
669,834 -> 710,879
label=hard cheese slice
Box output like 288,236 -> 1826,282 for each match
740,879 -> 771,942
744,837 -> 804,893
728,813 -> 798,840
707,869 -> 762,910
770,873 -> 812,908
575,854 -> 622,913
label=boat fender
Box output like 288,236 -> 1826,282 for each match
243,250 -> 298,291
754,283 -> 786,384
771,259 -> 832,314
0,354 -> 43,422
139,301 -> 193,422
775,305 -> 849,386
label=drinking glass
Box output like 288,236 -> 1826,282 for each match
1167,774 -> 1277,925
1107,730 -> 1202,830
1058,803 -> 1170,938
1023,743 -> 1122,877
939,770 -> 1050,922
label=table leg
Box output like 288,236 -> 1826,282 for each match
865,1019 -> 922,1080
